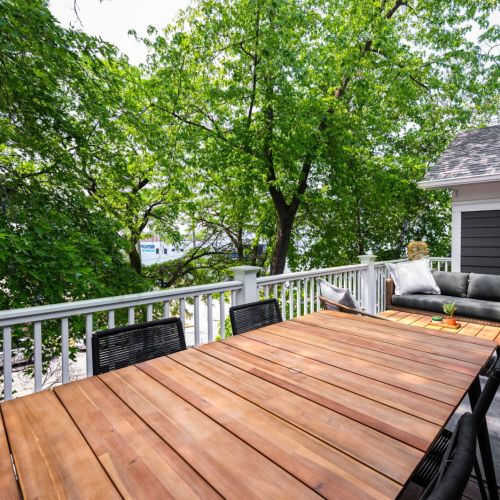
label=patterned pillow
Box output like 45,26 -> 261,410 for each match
386,258 -> 440,296
318,279 -> 360,311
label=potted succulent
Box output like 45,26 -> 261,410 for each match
442,302 -> 458,326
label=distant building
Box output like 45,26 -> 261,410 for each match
139,238 -> 189,266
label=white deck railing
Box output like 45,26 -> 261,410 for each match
0,256 -> 450,400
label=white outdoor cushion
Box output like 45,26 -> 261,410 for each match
318,279 -> 360,311
386,258 -> 440,296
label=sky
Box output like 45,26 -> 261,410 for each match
49,0 -> 192,65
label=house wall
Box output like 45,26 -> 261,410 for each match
451,181 -> 500,273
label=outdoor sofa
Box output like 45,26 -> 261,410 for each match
386,271 -> 500,327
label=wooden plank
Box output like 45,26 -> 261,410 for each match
1,391 -> 120,500
378,309 -> 399,319
319,310 -> 496,348
458,323 -> 484,337
100,367 -> 319,499
218,335 -> 452,425
170,349 -> 424,485
196,341 -> 440,450
410,315 -> 434,328
0,408 -> 19,499
308,312 -> 495,361
476,325 -> 500,340
139,356 -> 400,500
244,329 -> 464,405
275,321 -> 475,386
398,313 -> 425,325
55,377 -> 219,499
389,311 -> 412,321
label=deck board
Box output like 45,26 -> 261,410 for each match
54,377 -> 219,499
382,309 -> 500,345
1,391 -> 120,499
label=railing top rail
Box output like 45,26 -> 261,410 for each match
257,264 -> 367,286
374,259 -> 407,266
0,281 -> 243,327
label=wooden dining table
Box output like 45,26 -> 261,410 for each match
0,310 -> 497,499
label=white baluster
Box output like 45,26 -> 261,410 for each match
219,293 -> 225,339
289,281 -> 294,319
34,321 -> 42,392
264,285 -> 269,299
180,298 -> 186,329
297,280 -> 301,316
207,294 -> 213,342
273,283 -> 278,300
281,284 -> 286,318
61,317 -> 69,384
108,310 -> 115,328
147,304 -> 153,322
128,307 -> 135,325
304,278 -> 308,314
86,314 -> 93,377
163,301 -> 170,318
194,295 -> 200,345
3,327 -> 12,400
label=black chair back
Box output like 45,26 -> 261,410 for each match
92,317 -> 186,375
229,299 -> 282,335
472,356 -> 500,425
422,412 -> 477,500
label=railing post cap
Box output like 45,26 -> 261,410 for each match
229,266 -> 261,274
358,254 -> 377,263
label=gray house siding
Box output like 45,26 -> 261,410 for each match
461,210 -> 500,275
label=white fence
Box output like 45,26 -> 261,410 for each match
0,256 -> 450,400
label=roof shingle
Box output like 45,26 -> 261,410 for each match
424,124 -> 500,181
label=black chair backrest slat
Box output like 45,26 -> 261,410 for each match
92,317 -> 186,375
472,356 -> 500,425
229,299 -> 282,335
423,412 -> 477,500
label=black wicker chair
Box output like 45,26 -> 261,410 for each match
421,412 -> 477,500
229,299 -> 283,335
92,317 -> 186,375
412,356 -> 500,499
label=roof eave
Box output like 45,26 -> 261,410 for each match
418,172 -> 500,189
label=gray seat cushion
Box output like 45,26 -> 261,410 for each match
392,294 -> 500,322
432,271 -> 469,298
467,273 -> 500,302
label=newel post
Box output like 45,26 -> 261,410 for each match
230,266 -> 261,305
358,254 -> 377,314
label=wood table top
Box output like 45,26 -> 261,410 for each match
1,310 -> 496,499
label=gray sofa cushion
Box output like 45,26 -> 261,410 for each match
467,273 -> 500,302
431,271 -> 469,298
392,294 -> 500,322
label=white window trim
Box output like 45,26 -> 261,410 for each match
452,198 -> 500,272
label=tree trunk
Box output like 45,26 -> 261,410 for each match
270,211 -> 295,275
128,241 -> 142,274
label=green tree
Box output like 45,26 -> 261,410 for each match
147,0 -> 499,274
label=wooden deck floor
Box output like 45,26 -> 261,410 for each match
380,309 -> 500,344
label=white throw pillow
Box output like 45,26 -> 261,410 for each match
318,279 -> 361,311
386,259 -> 440,296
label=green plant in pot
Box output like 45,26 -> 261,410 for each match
442,302 -> 458,326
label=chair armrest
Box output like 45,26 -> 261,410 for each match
319,296 -> 384,320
